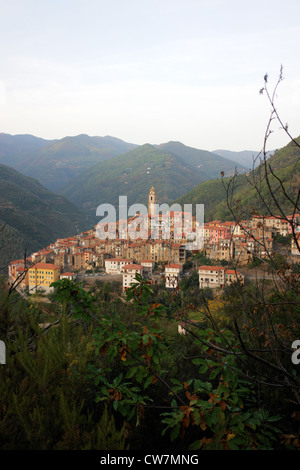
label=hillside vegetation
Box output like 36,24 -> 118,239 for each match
0,133 -> 51,166
213,149 -> 273,169
0,133 -> 137,192
174,137 -> 300,221
0,164 -> 92,271
0,133 -> 247,210
61,142 -> 246,219
157,141 -> 246,178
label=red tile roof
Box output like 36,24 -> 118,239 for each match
123,264 -> 144,270
197,265 -> 224,271
165,263 -> 183,269
29,263 -> 61,270
106,258 -> 133,262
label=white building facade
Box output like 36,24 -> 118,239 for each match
105,258 -> 133,274
165,263 -> 183,289
122,264 -> 144,291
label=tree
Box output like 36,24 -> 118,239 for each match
80,69 -> 300,450
1,69 -> 298,451
216,68 -> 300,402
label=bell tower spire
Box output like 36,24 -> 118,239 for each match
148,186 -> 156,217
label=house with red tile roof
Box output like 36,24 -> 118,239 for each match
122,264 -> 144,291
164,263 -> 183,289
198,265 -> 244,288
105,258 -> 134,274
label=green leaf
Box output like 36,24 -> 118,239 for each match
143,375 -> 153,389
142,334 -> 149,345
192,358 -> 204,366
170,424 -> 180,441
113,401 -> 119,411
126,366 -> 137,379
199,363 -> 208,374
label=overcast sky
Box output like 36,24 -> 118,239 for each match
0,0 -> 299,151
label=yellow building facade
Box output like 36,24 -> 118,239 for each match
28,263 -> 61,293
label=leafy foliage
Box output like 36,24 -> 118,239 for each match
0,263 -> 298,450
0,277 -> 128,450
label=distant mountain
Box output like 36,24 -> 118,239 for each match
0,133 -> 51,166
61,142 -> 247,220
213,149 -> 258,169
213,149 -> 274,169
0,133 -> 255,195
0,164 -> 93,271
158,142 -> 247,178
175,137 -> 300,221
0,133 -> 138,192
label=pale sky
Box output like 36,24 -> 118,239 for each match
0,0 -> 299,152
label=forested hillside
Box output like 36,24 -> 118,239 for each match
157,141 -> 246,178
0,133 -> 137,192
175,137 -> 300,221
61,142 -> 246,219
0,164 -> 92,271
213,149 -> 271,169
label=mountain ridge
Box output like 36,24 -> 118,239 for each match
0,133 -> 253,194
0,163 -> 93,271
0,133 -> 138,192
213,148 -> 274,169
158,141 -> 247,177
60,141 -> 247,220
174,137 -> 300,221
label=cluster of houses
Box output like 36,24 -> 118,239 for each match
7,187 -> 299,295
200,214 -> 300,263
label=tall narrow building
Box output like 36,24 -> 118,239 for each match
148,186 -> 157,217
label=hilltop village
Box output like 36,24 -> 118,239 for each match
8,186 -> 300,295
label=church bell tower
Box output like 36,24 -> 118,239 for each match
148,186 -> 156,217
